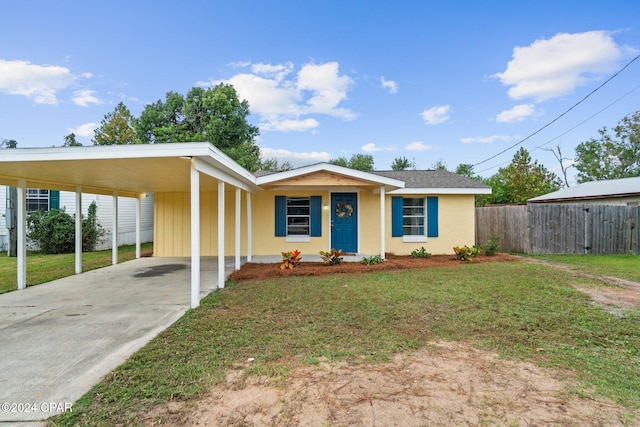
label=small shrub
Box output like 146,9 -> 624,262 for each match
26,201 -> 105,254
280,250 -> 301,270
453,245 -> 480,262
361,255 -> 385,265
410,247 -> 432,258
319,249 -> 344,265
483,236 -> 499,256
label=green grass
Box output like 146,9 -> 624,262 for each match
527,253 -> 640,283
50,260 -> 640,426
0,243 -> 153,294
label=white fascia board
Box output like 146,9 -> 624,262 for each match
0,175 -> 141,198
193,158 -> 259,193
388,187 -> 492,195
256,163 -> 405,188
0,142 -> 214,162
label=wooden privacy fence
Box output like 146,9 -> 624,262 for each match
476,203 -> 640,254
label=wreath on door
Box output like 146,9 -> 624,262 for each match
335,201 -> 353,218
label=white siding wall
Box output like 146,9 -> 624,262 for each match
2,186 -> 154,252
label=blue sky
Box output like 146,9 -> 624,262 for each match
1,1 -> 639,182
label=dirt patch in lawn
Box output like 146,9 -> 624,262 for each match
228,253 -> 519,283
143,341 -> 637,426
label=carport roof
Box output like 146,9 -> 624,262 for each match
0,142 -> 260,197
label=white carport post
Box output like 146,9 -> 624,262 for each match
112,192 -> 118,265
235,188 -> 241,271
380,185 -> 386,259
16,180 -> 26,290
190,161 -> 201,309
135,195 -> 141,259
246,192 -> 252,262
218,181 -> 225,288
75,187 -> 82,274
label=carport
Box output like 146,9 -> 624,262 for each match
0,142 -> 260,308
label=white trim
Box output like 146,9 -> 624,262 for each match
403,235 -> 427,243
135,195 -> 141,259
389,187 -> 491,195
17,180 -> 26,290
380,186 -> 385,258
256,163 -> 405,189
75,188 -> 82,275
246,192 -> 252,262
190,163 -> 201,309
235,188 -> 241,271
112,192 -> 118,265
193,157 -> 257,193
286,235 -> 311,243
218,181 -> 225,289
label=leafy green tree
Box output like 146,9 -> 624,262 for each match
135,84 -> 261,171
63,133 -> 82,147
574,110 -> 640,183
430,159 -> 447,170
259,157 -> 293,171
92,102 -> 137,145
454,163 -> 477,179
329,153 -> 374,171
391,156 -> 415,170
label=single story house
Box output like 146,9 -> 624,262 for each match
0,187 -> 154,252
528,176 -> 640,206
0,142 -> 490,308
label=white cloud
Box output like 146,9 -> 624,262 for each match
69,122 -> 97,137
72,89 -> 103,107
259,118 -> 319,132
406,141 -> 432,151
0,59 -> 76,104
200,61 -> 355,133
421,105 -> 450,125
461,134 -> 513,144
380,77 -> 398,93
361,143 -> 383,152
260,147 -> 332,166
494,31 -> 636,102
495,104 -> 539,123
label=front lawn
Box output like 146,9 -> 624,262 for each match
528,253 -> 640,283
51,259 -> 640,426
0,243 -> 153,294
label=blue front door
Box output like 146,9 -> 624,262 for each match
331,193 -> 357,253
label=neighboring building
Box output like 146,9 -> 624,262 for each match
1,186 -> 154,252
528,176 -> 640,206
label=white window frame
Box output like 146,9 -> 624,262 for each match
402,197 -> 427,243
285,197 -> 311,242
26,188 -> 50,212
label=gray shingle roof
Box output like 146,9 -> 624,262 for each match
371,170 -> 489,189
529,176 -> 640,202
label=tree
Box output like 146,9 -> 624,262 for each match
390,156 -> 415,170
259,157 -> 293,172
574,110 -> 640,183
542,145 -> 572,187
480,148 -> 560,205
135,84 -> 261,171
63,133 -> 82,147
329,153 -> 374,171
92,102 -> 137,145
454,163 -> 476,179
430,159 -> 447,170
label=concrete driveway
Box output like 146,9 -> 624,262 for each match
0,256 -> 227,425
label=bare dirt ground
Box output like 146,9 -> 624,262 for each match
145,254 -> 640,426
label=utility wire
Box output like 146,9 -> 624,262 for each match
475,82 -> 640,174
472,52 -> 640,168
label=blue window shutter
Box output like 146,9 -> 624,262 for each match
49,190 -> 60,210
427,196 -> 439,237
391,196 -> 403,237
310,196 -> 322,237
275,196 -> 286,236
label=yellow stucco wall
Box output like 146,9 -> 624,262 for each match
154,189 -> 477,257
385,194 -> 476,255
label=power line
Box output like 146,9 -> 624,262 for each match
472,52 -> 640,168
475,82 -> 640,175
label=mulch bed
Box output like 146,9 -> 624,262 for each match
228,253 -> 519,283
